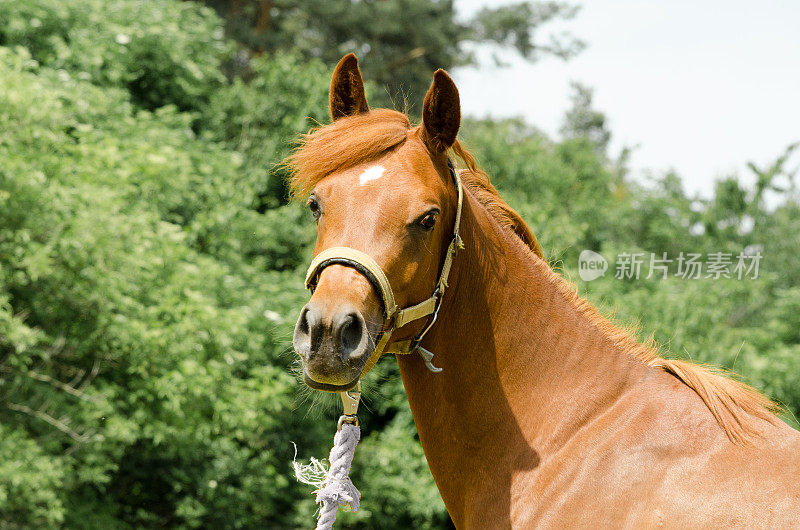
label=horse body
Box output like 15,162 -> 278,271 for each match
398,187 -> 800,528
290,53 -> 800,528
516,375 -> 800,529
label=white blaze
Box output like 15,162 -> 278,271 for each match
359,165 -> 385,186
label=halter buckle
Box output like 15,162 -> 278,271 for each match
340,381 -> 361,416
337,381 -> 362,430
413,288 -> 443,341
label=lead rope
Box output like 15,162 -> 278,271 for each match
293,382 -> 362,530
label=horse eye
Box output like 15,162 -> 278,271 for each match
418,211 -> 438,231
307,197 -> 321,221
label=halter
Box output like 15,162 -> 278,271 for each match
304,160 -> 464,373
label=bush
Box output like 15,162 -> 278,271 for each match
0,43 -> 321,527
0,0 -> 230,111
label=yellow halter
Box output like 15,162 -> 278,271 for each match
304,161 -> 464,373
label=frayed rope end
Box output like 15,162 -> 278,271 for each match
291,441 -> 329,489
291,422 -> 362,530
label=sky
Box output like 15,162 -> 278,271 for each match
452,0 -> 800,197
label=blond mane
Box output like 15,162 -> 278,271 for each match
285,109 -> 781,444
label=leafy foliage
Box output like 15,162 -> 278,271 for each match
198,0 -> 583,106
0,0 -> 230,111
0,0 -> 797,528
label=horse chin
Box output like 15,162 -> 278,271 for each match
303,372 -> 361,393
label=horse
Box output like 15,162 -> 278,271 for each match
287,53 -> 800,528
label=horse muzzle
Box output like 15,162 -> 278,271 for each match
292,263 -> 383,391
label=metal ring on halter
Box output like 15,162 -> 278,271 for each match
337,414 -> 359,431
412,287 -> 442,343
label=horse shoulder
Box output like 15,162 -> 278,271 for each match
508,368 -> 800,528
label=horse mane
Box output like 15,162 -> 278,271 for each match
285,108 -> 781,444
449,137 -> 781,445
448,141 -> 544,258
544,270 -> 782,444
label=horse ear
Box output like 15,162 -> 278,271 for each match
329,53 -> 369,121
420,69 -> 461,153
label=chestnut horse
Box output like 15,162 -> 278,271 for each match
289,54 -> 800,528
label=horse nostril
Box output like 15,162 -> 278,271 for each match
337,312 -> 365,361
294,305 -> 322,360
298,307 -> 310,335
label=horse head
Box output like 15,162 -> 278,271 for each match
289,54 -> 463,391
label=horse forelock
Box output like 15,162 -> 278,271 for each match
284,109 -> 411,199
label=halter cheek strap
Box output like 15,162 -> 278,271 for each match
304,162 -> 464,373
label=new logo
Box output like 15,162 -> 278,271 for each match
578,250 -> 608,281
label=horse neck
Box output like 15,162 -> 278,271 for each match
396,191 -> 650,509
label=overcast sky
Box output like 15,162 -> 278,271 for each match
452,0 -> 800,197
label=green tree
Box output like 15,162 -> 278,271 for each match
560,81 -> 611,154
199,0 -> 584,106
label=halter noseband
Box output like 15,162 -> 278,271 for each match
304,160 -> 464,373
